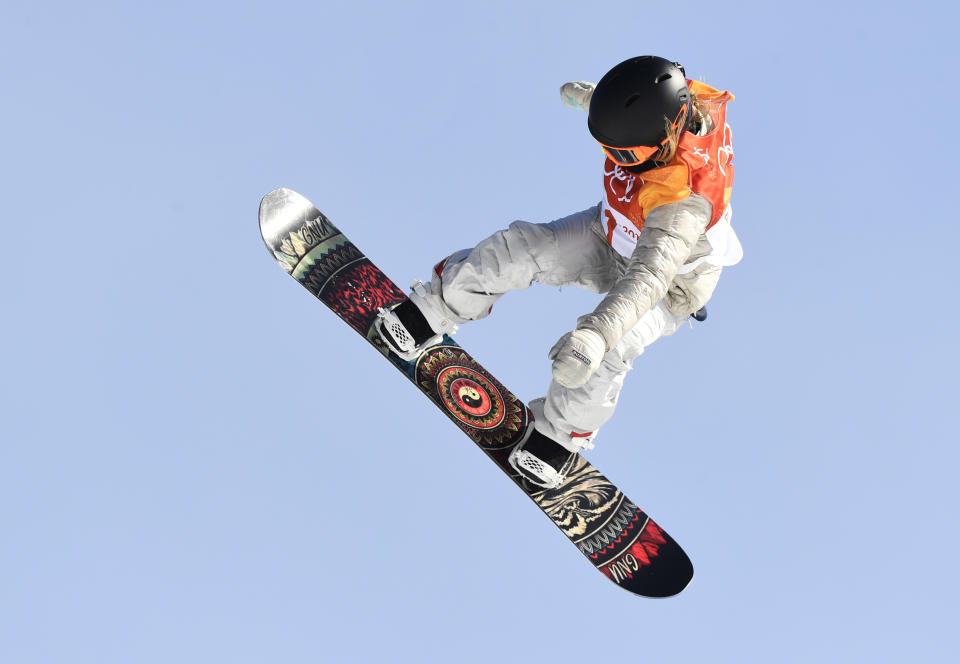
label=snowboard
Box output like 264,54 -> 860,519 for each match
258,187 -> 693,597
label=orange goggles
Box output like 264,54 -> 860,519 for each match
599,142 -> 666,167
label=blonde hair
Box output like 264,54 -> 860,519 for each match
655,91 -> 706,164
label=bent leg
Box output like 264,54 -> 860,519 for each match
426,205 -> 617,322
538,302 -> 686,449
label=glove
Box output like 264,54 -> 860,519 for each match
549,327 -> 606,389
559,81 -> 595,112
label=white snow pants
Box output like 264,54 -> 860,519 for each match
424,205 -> 688,450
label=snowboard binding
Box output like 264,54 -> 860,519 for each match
376,280 -> 458,361
508,427 -> 580,490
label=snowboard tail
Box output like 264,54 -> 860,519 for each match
259,187 -> 693,597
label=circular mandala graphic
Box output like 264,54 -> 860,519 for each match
416,346 -> 529,450
437,366 -> 504,429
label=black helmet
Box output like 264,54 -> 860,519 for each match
587,56 -> 692,167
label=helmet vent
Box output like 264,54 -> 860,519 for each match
655,73 -> 672,84
625,93 -> 643,108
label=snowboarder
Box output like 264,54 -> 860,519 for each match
377,55 -> 742,489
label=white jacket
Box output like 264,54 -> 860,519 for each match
582,193 -> 738,351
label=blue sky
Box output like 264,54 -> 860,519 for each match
2,1 -> 957,662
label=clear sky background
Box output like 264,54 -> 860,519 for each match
2,1 -> 957,662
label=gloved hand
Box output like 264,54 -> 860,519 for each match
549,327 -> 606,389
559,81 -> 595,112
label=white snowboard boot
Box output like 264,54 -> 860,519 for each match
508,399 -> 595,489
375,280 -> 458,361
508,428 -> 580,489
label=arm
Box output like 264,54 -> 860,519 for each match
579,195 -> 712,351
549,195 -> 711,388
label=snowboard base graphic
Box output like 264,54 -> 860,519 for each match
258,187 -> 693,597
